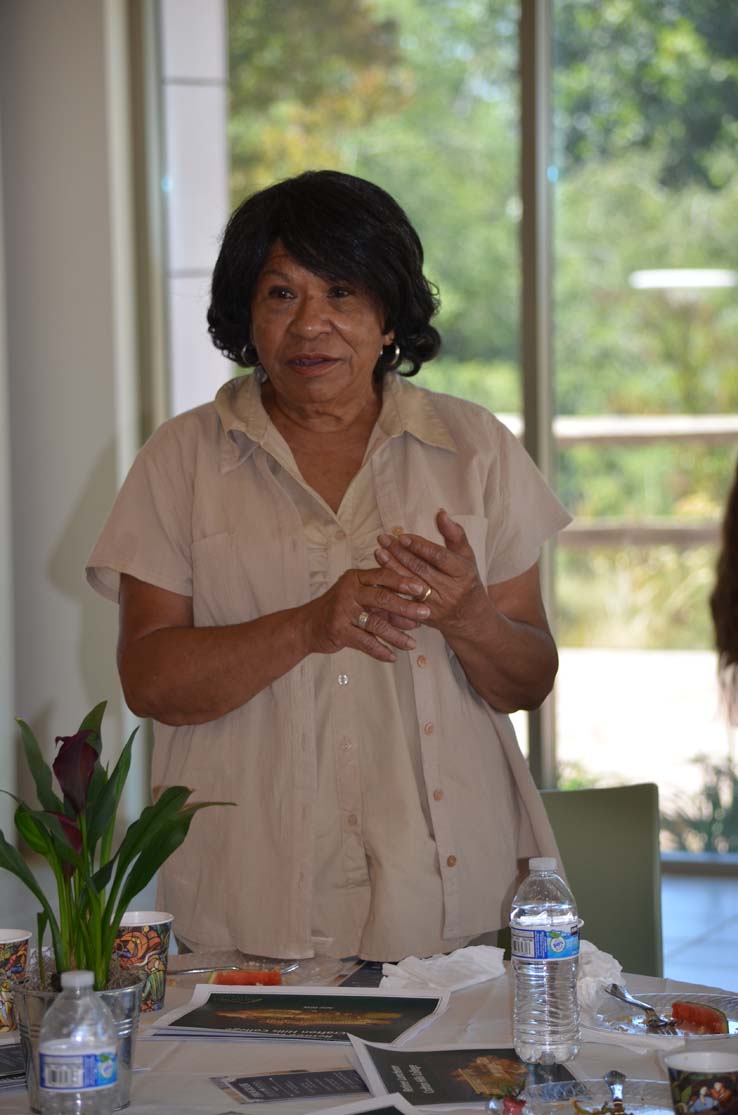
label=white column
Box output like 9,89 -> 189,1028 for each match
160,0 -> 230,416
0,110 -> 15,837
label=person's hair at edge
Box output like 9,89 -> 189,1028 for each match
207,169 -> 441,378
710,454 -> 738,723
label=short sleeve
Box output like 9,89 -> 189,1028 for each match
86,422 -> 195,603
485,418 -> 572,584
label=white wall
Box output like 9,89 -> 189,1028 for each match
0,0 -> 230,846
0,1 -> 130,808
0,111 -> 15,838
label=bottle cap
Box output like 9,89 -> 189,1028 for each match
60,970 -> 95,989
529,856 -> 557,872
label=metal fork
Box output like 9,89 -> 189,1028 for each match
605,983 -> 677,1033
171,961 -> 299,976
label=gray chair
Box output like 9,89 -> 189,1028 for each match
539,782 -> 663,977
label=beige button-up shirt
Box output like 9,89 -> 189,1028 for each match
87,373 -> 571,959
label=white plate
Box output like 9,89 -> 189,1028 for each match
590,992 -> 738,1039
525,1079 -> 672,1115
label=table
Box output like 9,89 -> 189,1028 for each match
3,969 -> 738,1114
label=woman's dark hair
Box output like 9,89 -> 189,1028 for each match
711,455 -> 738,723
207,170 -> 440,377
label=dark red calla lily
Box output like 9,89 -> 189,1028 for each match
53,730 -> 97,814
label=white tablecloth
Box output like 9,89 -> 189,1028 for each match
4,969 -> 738,1114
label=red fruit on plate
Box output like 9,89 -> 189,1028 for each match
209,969 -> 282,986
671,1000 -> 729,1034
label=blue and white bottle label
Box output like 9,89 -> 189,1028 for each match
39,1049 -> 118,1092
511,924 -> 580,961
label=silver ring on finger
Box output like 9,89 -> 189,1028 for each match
357,610 -> 370,630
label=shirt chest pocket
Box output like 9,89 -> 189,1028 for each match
401,511 -> 488,588
191,528 -> 305,627
449,514 -> 489,585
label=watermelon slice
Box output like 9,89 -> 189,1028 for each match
208,968 -> 282,986
671,1000 -> 729,1034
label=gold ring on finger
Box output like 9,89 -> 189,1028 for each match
420,585 -> 432,602
357,610 -> 370,630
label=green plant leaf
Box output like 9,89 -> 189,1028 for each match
112,786 -> 193,873
86,727 -> 137,850
77,700 -> 108,755
36,910 -> 48,983
0,827 -> 65,964
14,806 -> 58,859
104,791 -> 233,934
101,786 -> 194,926
90,858 -> 117,894
115,801 -> 224,915
15,805 -> 82,871
85,762 -> 108,816
107,802 -> 225,956
16,718 -> 63,813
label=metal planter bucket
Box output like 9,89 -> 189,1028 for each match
14,979 -> 143,1113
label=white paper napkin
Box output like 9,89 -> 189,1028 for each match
576,943 -> 683,1053
380,944 -> 505,993
577,939 -> 623,1011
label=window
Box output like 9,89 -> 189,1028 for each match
223,0 -> 738,854
552,0 -> 738,853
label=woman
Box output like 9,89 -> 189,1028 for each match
87,170 -> 571,961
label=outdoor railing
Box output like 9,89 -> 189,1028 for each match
498,412 -> 738,547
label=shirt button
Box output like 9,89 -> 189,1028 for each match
347,813 -> 358,826
392,525 -> 405,537
335,529 -> 346,541
423,722 -> 435,735
446,855 -> 457,868
416,655 -> 428,668
340,737 -> 352,752
337,673 -> 349,686
433,789 -> 444,801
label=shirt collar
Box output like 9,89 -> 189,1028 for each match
378,372 -> 458,452
214,374 -> 268,473
214,370 -> 457,473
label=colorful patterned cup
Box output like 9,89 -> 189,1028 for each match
664,1051 -> 738,1115
113,911 -> 173,1012
0,929 -> 32,1032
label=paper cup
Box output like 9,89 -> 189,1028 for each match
113,911 -> 173,1012
664,1051 -> 738,1114
0,929 -> 32,1032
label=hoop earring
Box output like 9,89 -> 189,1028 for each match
240,341 -> 258,365
382,342 -> 402,371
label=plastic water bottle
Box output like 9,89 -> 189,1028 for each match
511,856 -> 580,1064
38,970 -> 118,1114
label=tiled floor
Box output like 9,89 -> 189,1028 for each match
662,873 -> 738,991
3,868 -> 738,988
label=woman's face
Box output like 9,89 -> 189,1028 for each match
249,243 -> 394,410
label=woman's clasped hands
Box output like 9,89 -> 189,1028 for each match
306,510 -> 488,665
374,509 -> 488,638
305,565 -> 432,663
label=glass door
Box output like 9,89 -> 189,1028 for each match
551,0 -> 738,852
